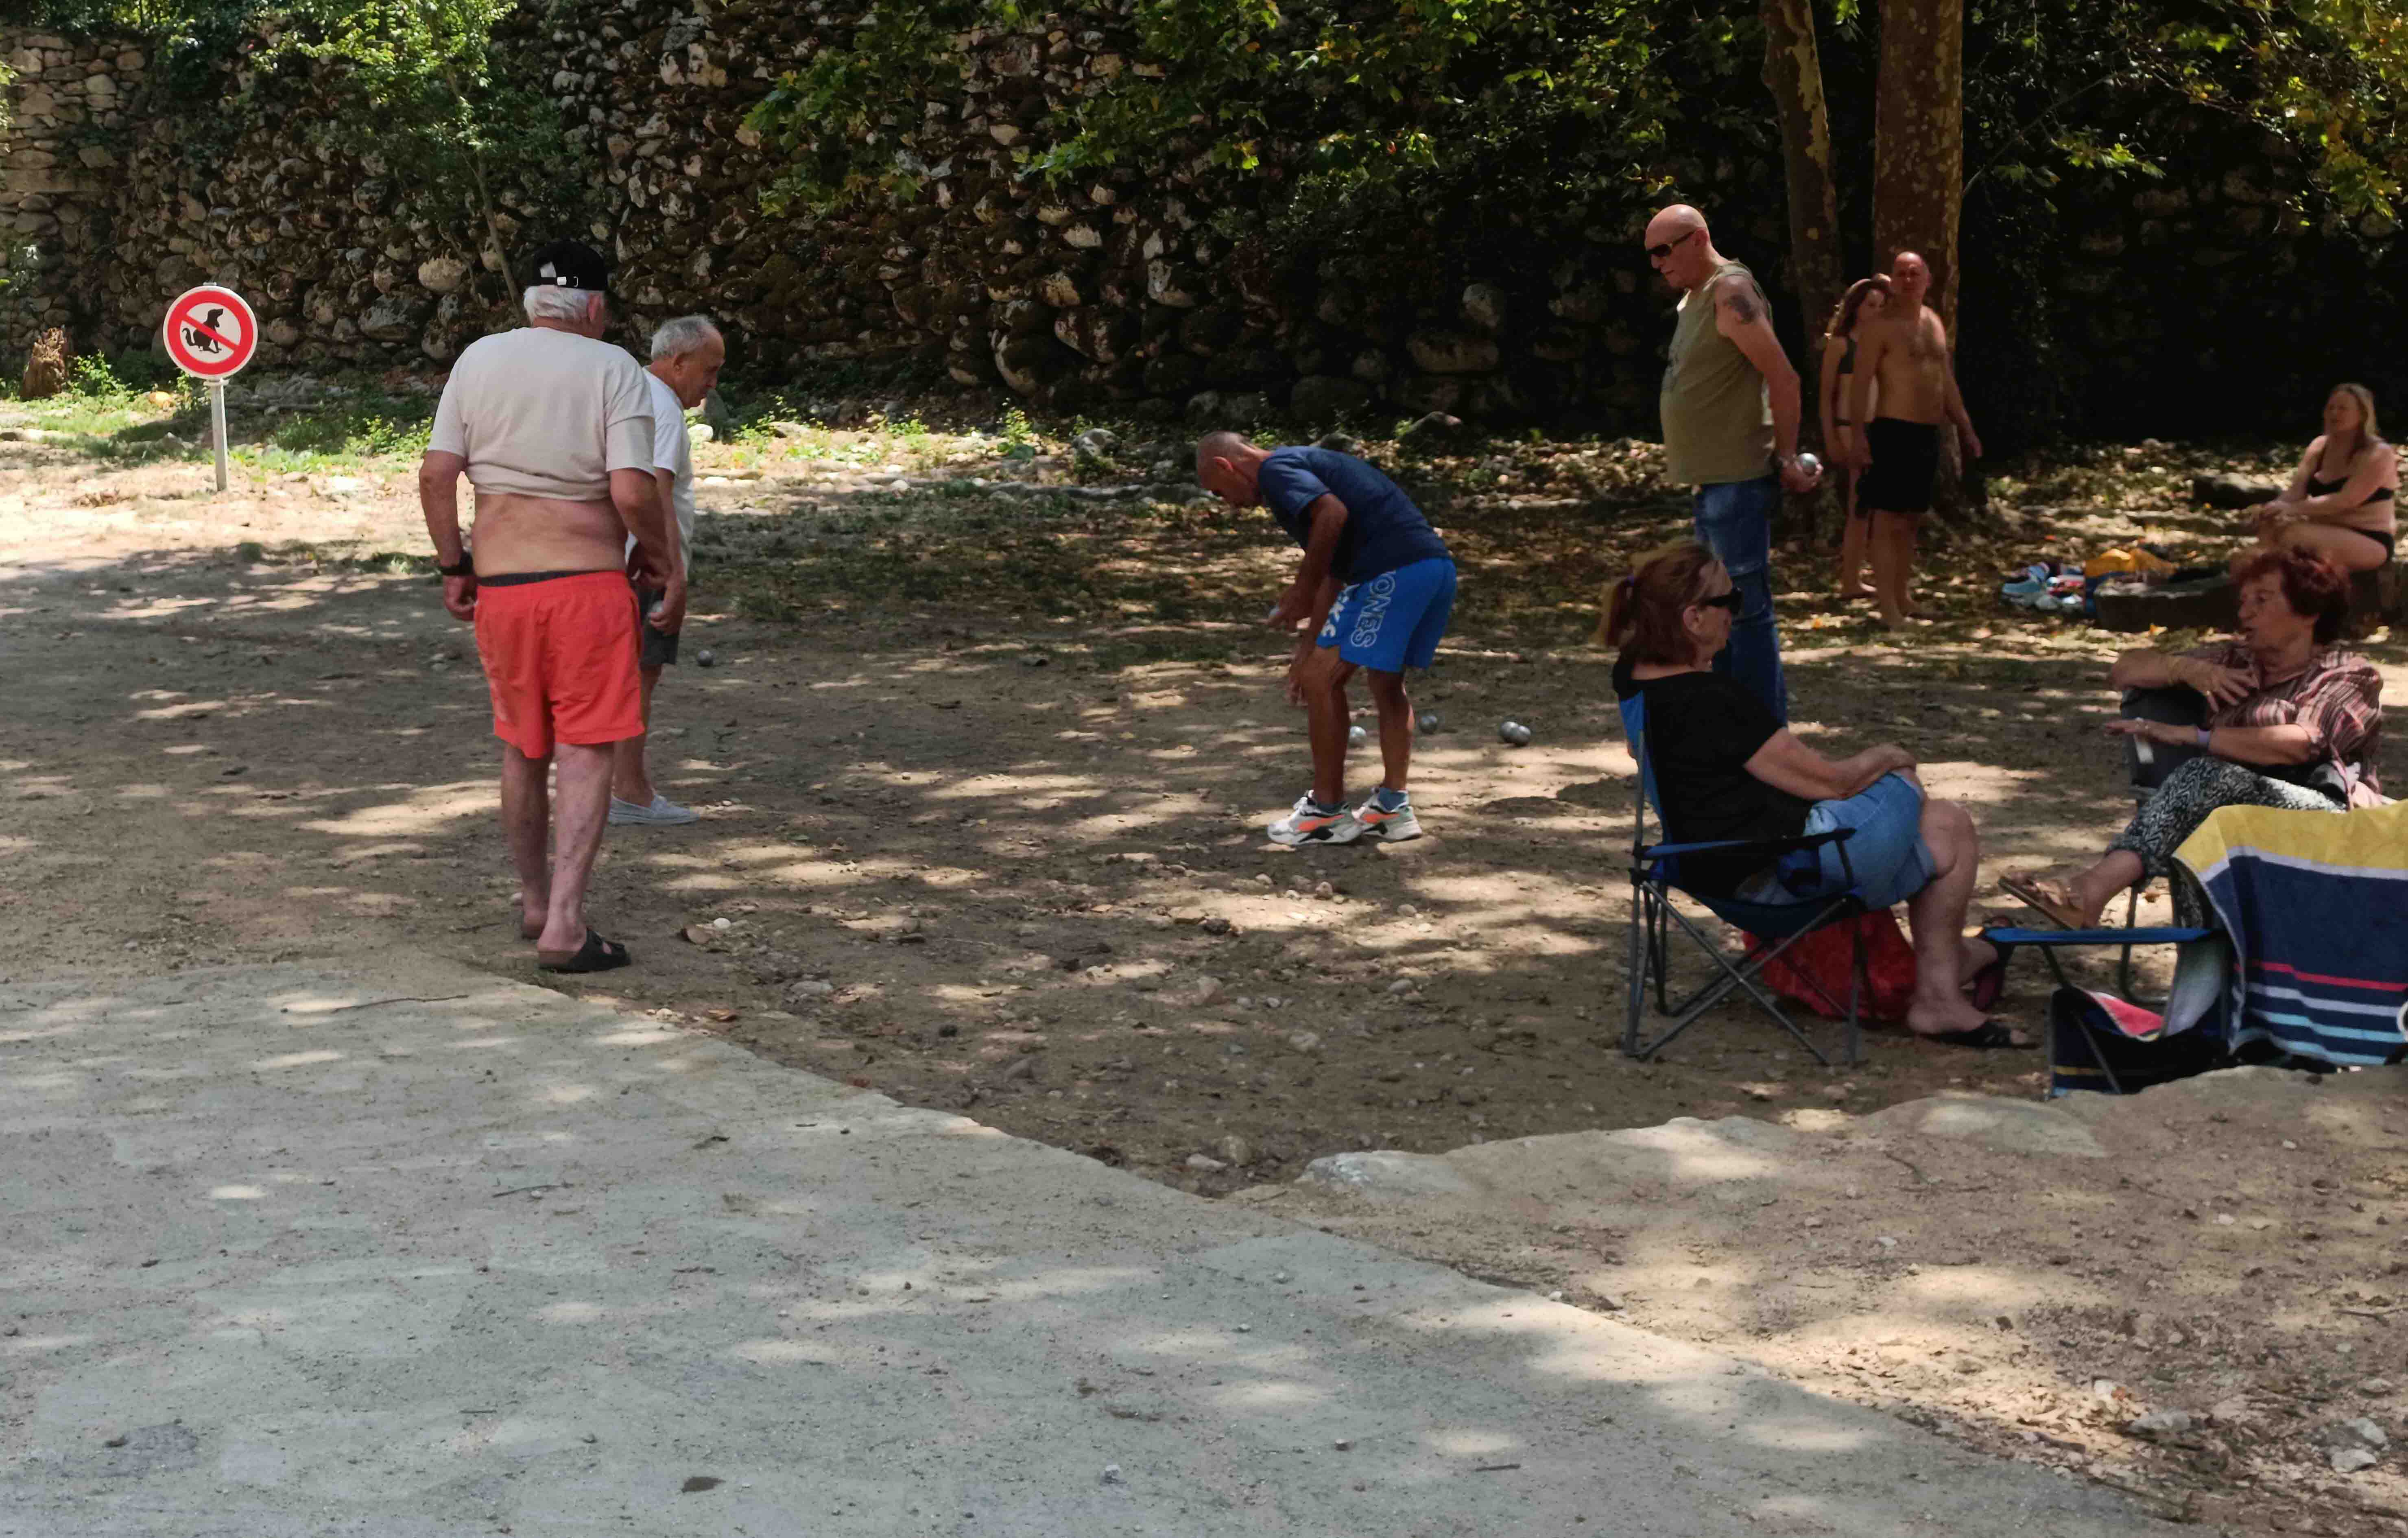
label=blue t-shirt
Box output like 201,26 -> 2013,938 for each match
1256,447 -> 1451,585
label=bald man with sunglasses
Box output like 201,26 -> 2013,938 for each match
1644,203 -> 1819,724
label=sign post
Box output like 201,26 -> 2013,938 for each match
161,284 -> 258,492
210,382 -> 229,491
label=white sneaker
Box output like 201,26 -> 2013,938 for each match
609,793 -> 701,826
1267,794 -> 1364,847
1351,797 -> 1422,842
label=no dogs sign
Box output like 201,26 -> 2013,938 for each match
162,285 -> 258,380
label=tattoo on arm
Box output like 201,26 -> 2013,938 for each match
1720,281 -> 1762,326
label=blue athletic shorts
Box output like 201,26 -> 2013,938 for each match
1318,557 -> 1456,673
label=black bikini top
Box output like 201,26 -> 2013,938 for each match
2307,472 -> 2394,505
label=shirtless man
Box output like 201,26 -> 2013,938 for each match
1845,251 -> 1982,629
419,239 -> 683,973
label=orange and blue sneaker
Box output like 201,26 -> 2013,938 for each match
1351,790 -> 1422,842
1267,793 -> 1364,847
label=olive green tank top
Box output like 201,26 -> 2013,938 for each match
1660,260 -> 1775,487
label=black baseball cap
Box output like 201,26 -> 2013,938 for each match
527,239 -> 609,292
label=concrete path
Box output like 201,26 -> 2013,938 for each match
0,961 -> 2165,1536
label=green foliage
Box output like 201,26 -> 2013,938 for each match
252,0 -> 590,250
749,0 -> 997,214
750,0 -> 1690,236
30,0 -> 586,257
1963,0 -> 2408,218
265,395 -> 434,459
996,407 -> 1038,461
63,349 -> 183,403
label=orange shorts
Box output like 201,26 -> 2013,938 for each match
471,570 -> 643,758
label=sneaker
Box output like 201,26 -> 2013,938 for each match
609,793 -> 701,826
1351,797 -> 1423,842
1267,795 -> 1364,847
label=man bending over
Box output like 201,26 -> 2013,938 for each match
1197,432 -> 1457,846
419,239 -> 682,972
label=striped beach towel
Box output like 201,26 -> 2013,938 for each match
2174,801 -> 2408,1066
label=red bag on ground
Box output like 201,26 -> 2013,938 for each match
1744,911 -> 1919,1023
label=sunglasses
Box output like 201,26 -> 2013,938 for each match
1692,589 -> 1742,612
1645,228 -> 1701,262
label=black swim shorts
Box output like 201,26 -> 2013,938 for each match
1859,417 -> 1941,515
634,585 -> 681,669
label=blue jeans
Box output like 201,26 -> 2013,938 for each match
1692,475 -> 1788,724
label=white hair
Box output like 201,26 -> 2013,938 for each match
651,314 -> 722,361
522,284 -> 599,323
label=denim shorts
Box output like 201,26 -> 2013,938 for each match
1739,771 -> 1936,911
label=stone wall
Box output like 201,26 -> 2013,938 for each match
0,9 -> 2397,441
0,31 -> 144,350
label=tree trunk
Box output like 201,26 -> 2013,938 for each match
1760,0 -> 1844,358
1871,0 -> 1965,330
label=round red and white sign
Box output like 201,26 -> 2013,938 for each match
162,285 -> 258,380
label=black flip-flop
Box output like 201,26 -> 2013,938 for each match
1915,1020 -> 2030,1051
538,930 -> 631,974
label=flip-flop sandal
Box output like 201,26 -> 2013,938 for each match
2000,873 -> 2085,930
1964,953 -> 2008,1012
538,930 -> 631,974
1914,1020 -> 2031,1051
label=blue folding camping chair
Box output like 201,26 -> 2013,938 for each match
1620,693 -> 1869,1067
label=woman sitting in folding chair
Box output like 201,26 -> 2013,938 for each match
1608,540 -> 2025,1049
2003,546 -> 2383,928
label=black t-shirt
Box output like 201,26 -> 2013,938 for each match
1613,656 -> 1812,894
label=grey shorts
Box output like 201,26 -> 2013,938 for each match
634,588 -> 679,669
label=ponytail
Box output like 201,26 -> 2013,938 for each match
1602,572 -> 1643,650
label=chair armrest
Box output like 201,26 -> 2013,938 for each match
1979,925 -> 2214,947
1640,828 -> 1854,862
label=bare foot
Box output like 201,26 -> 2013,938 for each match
2000,872 -> 2097,929
1903,996 -> 1993,1037
1838,582 -> 1876,601
513,892 -> 549,941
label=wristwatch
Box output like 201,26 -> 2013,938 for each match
437,555 -> 474,578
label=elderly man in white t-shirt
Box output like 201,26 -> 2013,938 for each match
419,238 -> 682,974
610,314 -> 725,826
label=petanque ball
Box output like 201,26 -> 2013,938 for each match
696,648 -> 716,668
1415,712 -> 1440,732
1796,452 -> 1821,478
1499,720 -> 1532,746
1347,724 -> 1367,745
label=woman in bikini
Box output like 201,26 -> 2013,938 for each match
2238,382 -> 2397,574
1818,275 -> 1890,600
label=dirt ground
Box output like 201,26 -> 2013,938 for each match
3,390 -> 2404,1535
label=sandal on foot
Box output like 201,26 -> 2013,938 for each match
1915,1020 -> 2031,1051
2000,873 -> 2086,930
538,929 -> 631,974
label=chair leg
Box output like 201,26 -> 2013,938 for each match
1844,918 -> 1864,1068
1650,898 -> 1672,1014
1625,879 -> 1650,1058
2115,882 -> 2144,1001
1629,900 -> 1843,1068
